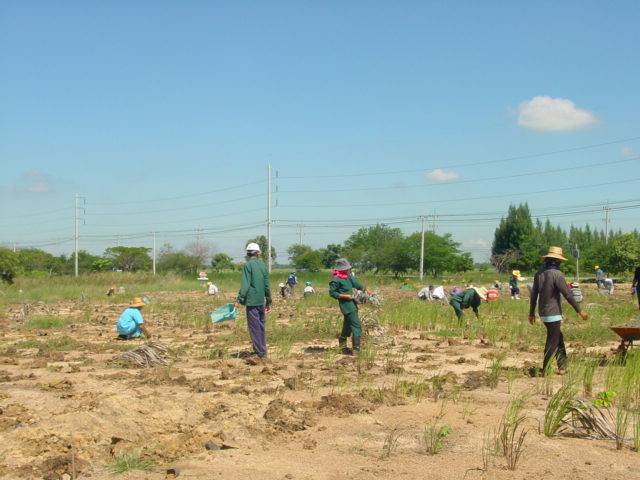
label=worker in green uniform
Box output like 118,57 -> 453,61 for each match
329,258 -> 367,355
449,287 -> 487,324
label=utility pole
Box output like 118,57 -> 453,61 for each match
12,242 -> 16,253
419,216 -> 425,282
298,223 -> 304,245
603,204 -> 611,244
152,231 -> 156,276
74,193 -> 79,277
267,163 -> 272,273
574,244 -> 580,282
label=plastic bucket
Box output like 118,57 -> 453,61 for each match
211,303 -> 237,323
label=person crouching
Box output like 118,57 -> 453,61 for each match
116,297 -> 150,340
329,258 -> 367,355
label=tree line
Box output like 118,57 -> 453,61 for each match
491,203 -> 640,275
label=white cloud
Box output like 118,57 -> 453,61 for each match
622,146 -> 636,158
427,169 -> 459,182
517,95 -> 597,132
15,171 -> 53,194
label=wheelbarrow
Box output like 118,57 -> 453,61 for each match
610,325 -> 640,354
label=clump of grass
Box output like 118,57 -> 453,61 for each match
543,385 -> 577,437
421,405 -> 452,455
487,352 -> 506,389
633,413 -> 640,452
393,379 -> 429,403
108,453 -> 154,473
380,425 -> 404,459
496,393 -> 528,471
582,357 -> 599,397
356,345 -> 377,373
615,407 -> 631,450
25,315 -> 67,329
275,335 -> 293,359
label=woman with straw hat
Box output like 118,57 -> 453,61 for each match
529,246 -> 587,374
449,286 -> 487,325
116,297 -> 151,340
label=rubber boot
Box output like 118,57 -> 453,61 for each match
339,336 -> 353,355
352,336 -> 361,354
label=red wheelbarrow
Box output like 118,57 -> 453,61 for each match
610,325 -> 640,354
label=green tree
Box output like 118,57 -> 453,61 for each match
406,232 -> 472,276
211,253 -> 234,271
343,225 -> 404,272
492,204 -> 534,256
247,235 -> 276,261
91,258 -> 113,272
0,247 -> 19,284
608,233 -> 640,273
16,248 -> 64,275
287,244 -> 323,271
104,246 -> 152,272
156,244 -> 200,275
61,250 -> 103,275
318,243 -> 342,268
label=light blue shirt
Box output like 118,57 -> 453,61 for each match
116,307 -> 144,337
542,314 -> 563,323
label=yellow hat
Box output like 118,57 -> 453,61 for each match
129,297 -> 145,308
542,246 -> 567,262
512,270 -> 521,277
594,265 -> 600,270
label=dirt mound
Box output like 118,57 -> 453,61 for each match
263,399 -> 317,432
135,367 -> 188,386
316,393 -> 373,416
17,454 -> 87,480
462,370 -> 489,390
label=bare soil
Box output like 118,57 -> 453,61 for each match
0,287 -> 638,480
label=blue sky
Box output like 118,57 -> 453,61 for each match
1,1 -> 639,261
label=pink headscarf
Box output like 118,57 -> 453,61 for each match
332,269 -> 349,280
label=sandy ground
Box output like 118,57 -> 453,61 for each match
0,287 -> 639,480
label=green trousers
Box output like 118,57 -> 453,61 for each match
340,310 -> 362,339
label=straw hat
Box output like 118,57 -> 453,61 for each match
594,265 -> 600,270
542,246 -> 567,262
472,286 -> 488,301
130,297 -> 145,308
512,270 -> 521,277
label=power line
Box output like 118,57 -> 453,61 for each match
278,156 -> 639,193
88,178 -> 266,206
85,192 -> 266,216
279,176 -> 640,209
279,135 -> 640,179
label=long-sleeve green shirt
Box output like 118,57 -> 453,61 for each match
329,274 -> 365,314
237,258 -> 271,307
449,288 -> 480,319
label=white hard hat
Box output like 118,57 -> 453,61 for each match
246,242 -> 261,252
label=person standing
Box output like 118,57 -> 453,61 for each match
237,242 -> 272,362
509,270 -> 521,300
632,266 -> 640,310
287,271 -> 298,293
329,258 -> 367,355
529,246 -> 588,374
595,266 -> 605,288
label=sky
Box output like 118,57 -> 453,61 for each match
1,1 -> 639,261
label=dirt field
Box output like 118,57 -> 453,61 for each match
0,283 -> 639,479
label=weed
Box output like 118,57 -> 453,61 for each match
108,454 -> 154,473
593,390 -> 617,408
487,352 -> 506,389
356,345 -> 377,373
323,347 -> 338,369
543,385 -> 577,437
615,407 -> 630,450
275,335 -> 293,359
25,315 -> 67,329
634,413 -> 640,452
582,357 -> 599,397
421,405 -> 451,455
380,425 -> 403,459
497,394 -> 528,470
